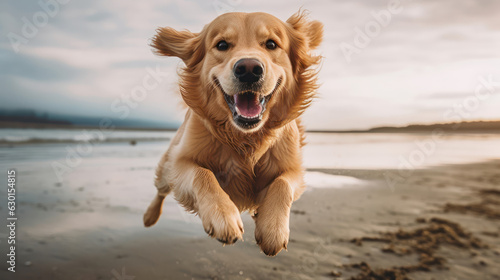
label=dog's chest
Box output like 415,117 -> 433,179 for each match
213,155 -> 253,190
212,149 -> 277,195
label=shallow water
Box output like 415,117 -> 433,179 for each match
303,132 -> 500,169
2,130 -> 500,192
0,128 -> 174,143
2,129 -> 500,169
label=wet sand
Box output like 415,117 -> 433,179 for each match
0,141 -> 499,280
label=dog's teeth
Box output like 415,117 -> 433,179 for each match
239,114 -> 259,120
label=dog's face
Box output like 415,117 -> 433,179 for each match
152,12 -> 322,133
205,13 -> 288,131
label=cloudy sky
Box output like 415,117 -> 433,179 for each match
1,0 -> 499,130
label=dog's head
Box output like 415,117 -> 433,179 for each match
152,11 -> 322,133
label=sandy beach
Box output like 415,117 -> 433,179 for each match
1,131 -> 499,280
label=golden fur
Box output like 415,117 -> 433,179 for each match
143,11 -> 323,256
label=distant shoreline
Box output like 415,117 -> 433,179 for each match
1,120 -> 499,133
310,120 -> 500,134
307,129 -> 500,134
308,131 -> 500,134
0,121 -> 178,132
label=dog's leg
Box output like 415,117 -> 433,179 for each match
143,150 -> 172,227
254,176 -> 295,256
173,161 -> 244,244
144,115 -> 188,227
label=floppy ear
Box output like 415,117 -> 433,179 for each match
151,27 -> 202,64
270,11 -> 322,127
305,20 -> 323,50
286,11 -> 323,50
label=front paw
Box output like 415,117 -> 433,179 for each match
200,201 -> 244,245
255,213 -> 289,256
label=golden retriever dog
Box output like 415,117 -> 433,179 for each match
143,11 -> 322,256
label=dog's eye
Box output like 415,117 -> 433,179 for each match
216,40 -> 229,51
265,40 -> 277,50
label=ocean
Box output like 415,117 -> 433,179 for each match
1,128 -> 500,171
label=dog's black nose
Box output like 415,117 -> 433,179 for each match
233,58 -> 264,83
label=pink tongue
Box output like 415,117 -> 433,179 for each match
234,93 -> 262,117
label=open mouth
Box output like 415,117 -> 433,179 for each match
216,78 -> 282,130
